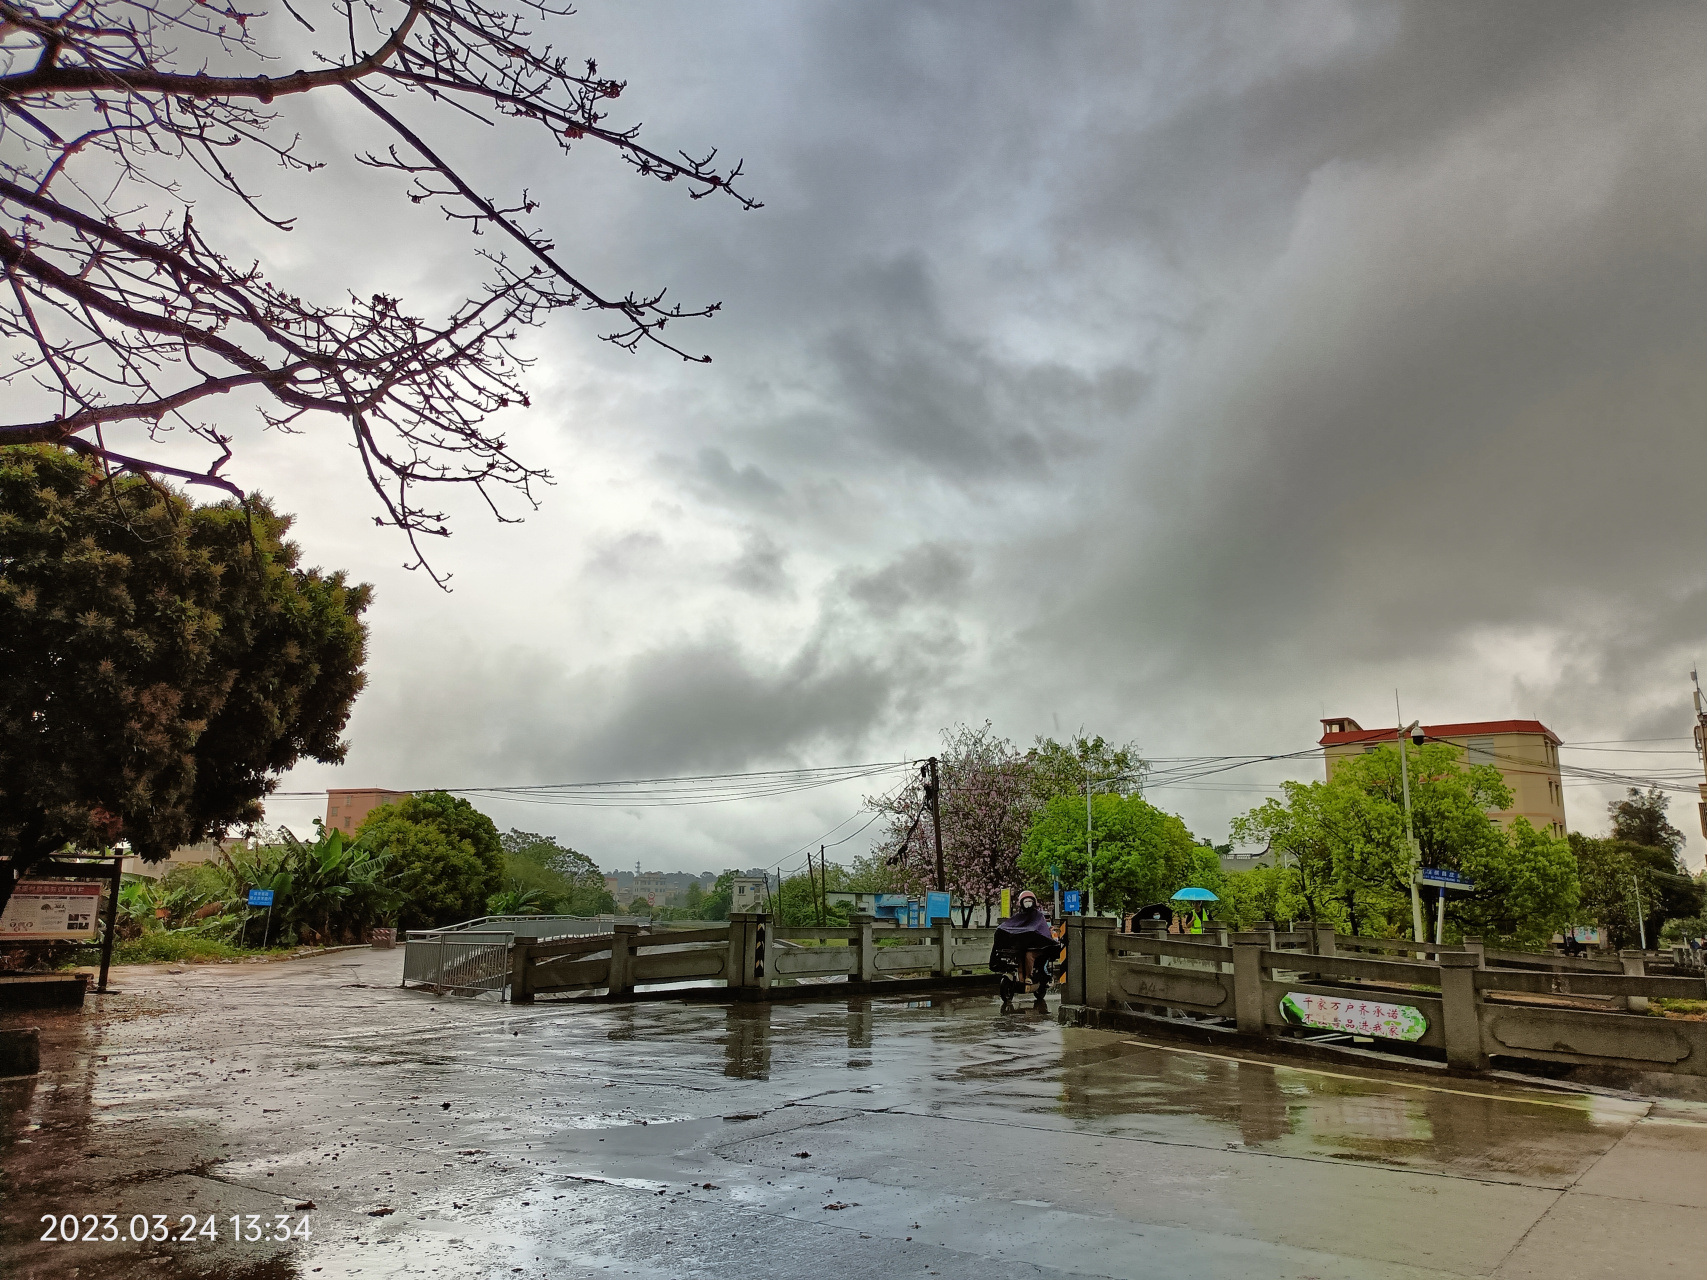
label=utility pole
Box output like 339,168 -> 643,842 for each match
1630,873 -> 1648,949
926,757 -> 945,893
1397,692 -> 1425,944
1692,669 -> 1707,842
1085,764 -> 1096,917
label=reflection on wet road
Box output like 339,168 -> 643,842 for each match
4,949 -> 1707,1278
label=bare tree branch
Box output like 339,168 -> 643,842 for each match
0,0 -> 757,578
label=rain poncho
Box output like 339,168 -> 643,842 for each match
997,898 -> 1056,944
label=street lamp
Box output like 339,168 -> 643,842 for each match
1397,717 -> 1425,943
1085,763 -> 1096,917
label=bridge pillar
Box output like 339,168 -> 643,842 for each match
509,941 -> 535,1004
727,913 -> 773,996
934,919 -> 954,977
852,915 -> 877,983
1063,915 -> 1114,1009
1438,950 -> 1488,1071
1620,950 -> 1650,1013
1231,934 -> 1266,1035
605,923 -> 641,999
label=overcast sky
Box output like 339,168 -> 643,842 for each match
192,1 -> 1707,873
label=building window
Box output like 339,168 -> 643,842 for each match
1467,737 -> 1495,765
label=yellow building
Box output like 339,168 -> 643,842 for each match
1318,717 -> 1566,837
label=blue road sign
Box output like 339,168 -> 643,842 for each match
247,888 -> 274,907
1063,889 -> 1082,914
925,891 -> 951,922
1419,868 -> 1474,891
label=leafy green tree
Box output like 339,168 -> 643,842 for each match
1231,775 -> 1402,933
626,896 -> 653,916
128,825 -> 400,947
487,887 -> 546,916
1216,864 -> 1298,929
695,872 -> 736,921
496,829 -> 612,915
358,793 -> 502,930
1455,818 -> 1578,947
1608,788 -> 1685,856
1019,792 -> 1208,916
766,866 -> 851,928
1584,789 -> 1703,945
1026,733 -> 1147,804
269,825 -> 401,943
0,445 -> 369,920
840,854 -> 902,894
1571,832 -> 1702,949
1233,743 -> 1577,944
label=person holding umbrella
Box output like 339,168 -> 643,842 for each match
1171,886 -> 1219,935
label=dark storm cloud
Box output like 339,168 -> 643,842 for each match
684,448 -> 786,508
725,530 -> 791,596
1047,0 -> 1707,680
844,543 -> 973,621
269,1 -> 1707,866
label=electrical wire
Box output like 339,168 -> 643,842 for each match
270,760 -> 912,808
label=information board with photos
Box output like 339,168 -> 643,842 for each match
0,879 -> 104,940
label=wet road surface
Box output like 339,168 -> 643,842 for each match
4,948 -> 1707,1278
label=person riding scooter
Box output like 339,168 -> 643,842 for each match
991,891 -> 1062,1008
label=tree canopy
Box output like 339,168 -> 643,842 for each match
868,724 -> 1151,910
1018,791 -> 1213,915
870,723 -> 1035,908
0,444 -> 368,914
1571,789 -> 1702,947
1607,788 -> 1686,857
357,791 -> 501,929
0,0 -> 757,577
1230,743 -> 1577,945
1026,733 -> 1147,804
495,828 -> 613,917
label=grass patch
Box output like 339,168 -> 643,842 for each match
1651,998 -> 1707,1021
58,933 -> 298,967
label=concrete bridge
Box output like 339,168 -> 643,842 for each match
1063,916 -> 1707,1081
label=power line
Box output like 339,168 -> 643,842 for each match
269,760 -> 912,808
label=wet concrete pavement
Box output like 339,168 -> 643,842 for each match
4,949 -> 1707,1279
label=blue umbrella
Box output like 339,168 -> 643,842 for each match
1170,887 -> 1219,902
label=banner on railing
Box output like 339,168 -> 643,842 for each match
1280,992 -> 1426,1042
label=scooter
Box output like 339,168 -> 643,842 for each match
989,939 -> 1062,1013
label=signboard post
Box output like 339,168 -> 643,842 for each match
1418,868 -> 1475,946
0,856 -> 124,992
1,881 -> 104,941
247,888 -> 275,949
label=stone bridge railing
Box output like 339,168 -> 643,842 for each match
508,912 -> 1002,1003
1064,916 -> 1707,1077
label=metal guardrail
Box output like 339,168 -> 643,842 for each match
401,929 -> 513,996
429,914 -> 647,939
